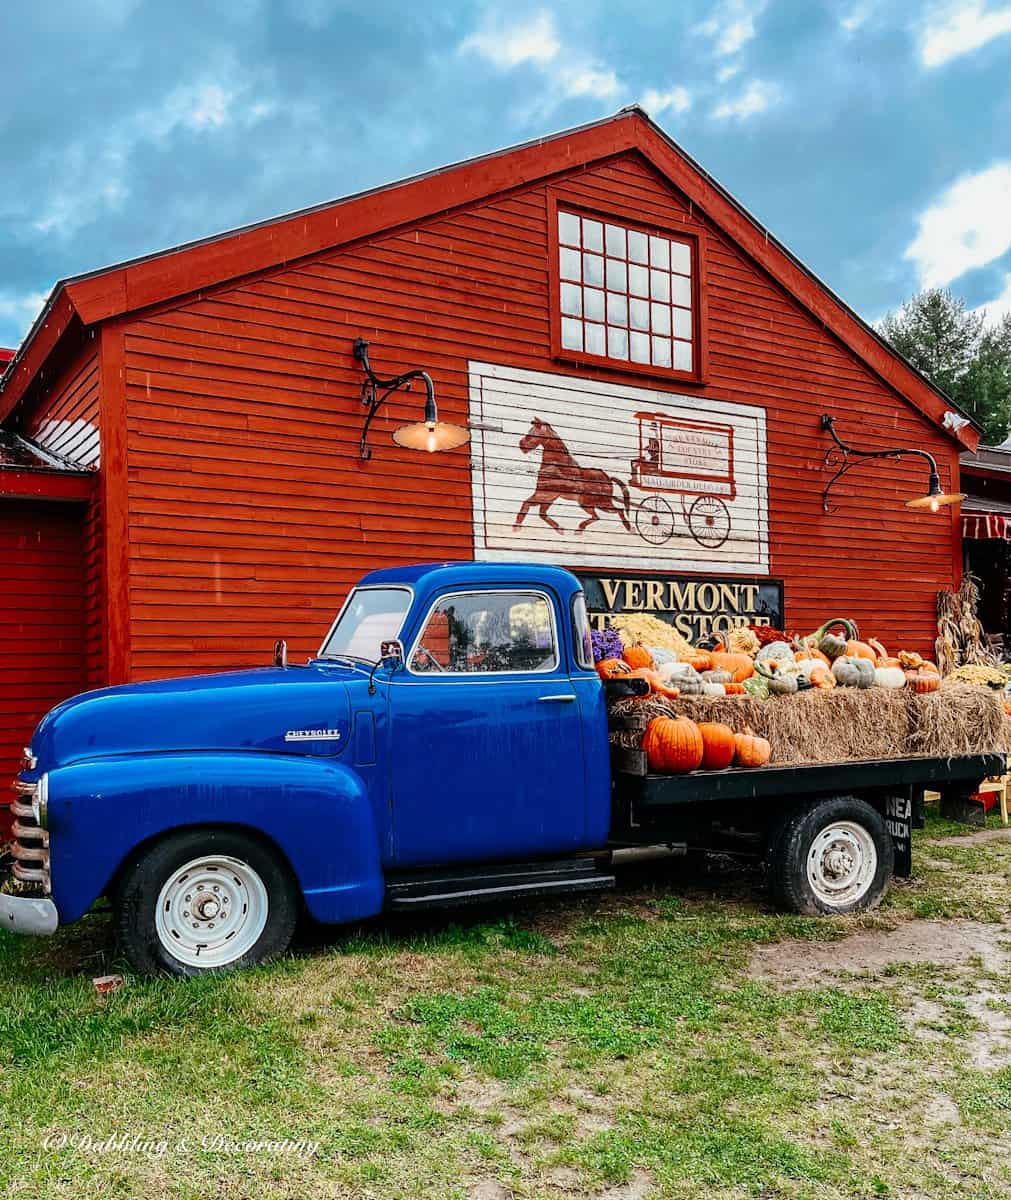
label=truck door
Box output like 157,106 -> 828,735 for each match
388,588 -> 588,866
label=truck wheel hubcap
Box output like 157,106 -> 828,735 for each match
807,821 -> 877,907
155,855 -> 268,968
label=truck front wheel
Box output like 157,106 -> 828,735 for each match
767,796 -> 893,916
115,828 -> 299,977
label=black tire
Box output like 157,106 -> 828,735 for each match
115,827 -> 299,978
766,796 -> 893,916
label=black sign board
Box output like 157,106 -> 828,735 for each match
575,570 -> 784,643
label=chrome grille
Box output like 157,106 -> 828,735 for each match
10,778 -> 50,891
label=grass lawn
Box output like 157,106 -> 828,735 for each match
3,809 -> 1011,1199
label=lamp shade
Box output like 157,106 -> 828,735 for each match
392,420 -> 470,453
905,490 -> 966,512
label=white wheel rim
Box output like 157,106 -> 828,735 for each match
155,855 -> 269,968
806,821 -> 878,908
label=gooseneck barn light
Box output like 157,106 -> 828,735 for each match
354,338 -> 470,460
820,415 -> 966,514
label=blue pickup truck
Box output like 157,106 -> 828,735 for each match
2,561 -> 1002,976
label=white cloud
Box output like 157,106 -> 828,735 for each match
712,79 -> 781,120
919,1 -> 1011,67
716,63 -> 741,82
905,163 -> 1011,287
840,2 -> 870,32
459,11 -> 560,69
560,65 -> 621,100
459,10 -> 627,117
639,85 -> 692,117
0,291 -> 49,343
693,1 -> 766,56
973,273 -> 1011,325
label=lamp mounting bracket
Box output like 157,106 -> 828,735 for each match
354,338 -> 436,461
820,414 -> 941,514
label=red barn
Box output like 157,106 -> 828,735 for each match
0,108 -> 976,818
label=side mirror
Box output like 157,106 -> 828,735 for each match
273,639 -> 288,668
369,640 -> 405,695
380,639 -> 405,668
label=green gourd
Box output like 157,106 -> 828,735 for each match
675,671 -> 704,696
832,655 -> 874,688
754,660 -> 798,695
701,669 -> 733,685
811,618 -> 860,661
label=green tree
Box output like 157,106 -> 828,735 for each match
878,288 -> 1011,444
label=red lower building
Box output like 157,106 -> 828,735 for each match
0,108 -> 976,823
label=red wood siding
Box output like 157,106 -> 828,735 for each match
0,502 -> 85,831
0,345 -> 104,803
119,152 -> 958,679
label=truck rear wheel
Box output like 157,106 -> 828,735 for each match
767,796 -> 893,916
115,828 -> 298,977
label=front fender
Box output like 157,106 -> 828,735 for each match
46,752 -> 384,925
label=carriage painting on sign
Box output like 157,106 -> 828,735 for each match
469,362 -> 768,574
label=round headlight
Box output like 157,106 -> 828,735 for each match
31,773 -> 48,830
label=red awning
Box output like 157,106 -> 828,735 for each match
963,513 -> 1011,539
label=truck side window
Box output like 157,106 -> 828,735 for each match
410,591 -> 558,674
571,593 -> 594,670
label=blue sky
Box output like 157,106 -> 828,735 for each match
2,0 -> 1010,350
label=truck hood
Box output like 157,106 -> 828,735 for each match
30,663 -> 365,769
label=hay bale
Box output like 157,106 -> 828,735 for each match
909,683 -> 1010,757
609,684 -> 1010,766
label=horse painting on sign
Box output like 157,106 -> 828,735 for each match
469,361 -> 769,575
514,418 -> 632,535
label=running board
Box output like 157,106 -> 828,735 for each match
385,857 -> 615,909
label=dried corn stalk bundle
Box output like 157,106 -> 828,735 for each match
936,573 -> 996,674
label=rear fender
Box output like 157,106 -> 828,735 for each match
45,752 -> 384,924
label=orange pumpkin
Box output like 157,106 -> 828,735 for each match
723,682 -> 746,695
698,722 -> 736,770
845,638 -> 878,662
623,644 -> 655,671
710,651 -> 755,683
1003,698 -> 1011,717
627,668 -> 681,700
808,665 -> 836,689
642,716 -> 704,773
680,649 -> 713,673
793,638 -> 831,667
908,671 -> 941,694
596,658 -> 631,680
733,727 -> 772,768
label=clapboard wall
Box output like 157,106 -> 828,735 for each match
114,151 -> 956,678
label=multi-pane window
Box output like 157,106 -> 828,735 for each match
557,210 -> 694,374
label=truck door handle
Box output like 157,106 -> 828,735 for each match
538,694 -> 576,703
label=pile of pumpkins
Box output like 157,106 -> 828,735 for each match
596,617 -> 942,702
643,716 -> 771,773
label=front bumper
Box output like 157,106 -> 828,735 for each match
0,891 -> 59,936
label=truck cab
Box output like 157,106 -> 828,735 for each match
2,563 -> 613,976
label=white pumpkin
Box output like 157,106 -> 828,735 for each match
660,662 -> 700,683
702,681 -> 726,697
874,666 -> 906,689
795,657 -> 826,677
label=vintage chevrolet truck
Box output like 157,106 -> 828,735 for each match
2,561 -> 1003,976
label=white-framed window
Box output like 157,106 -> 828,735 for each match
556,209 -> 695,375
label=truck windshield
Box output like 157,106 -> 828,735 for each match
320,587 -> 412,662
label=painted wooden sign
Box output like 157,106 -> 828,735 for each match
576,570 -> 784,642
468,362 -> 769,573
